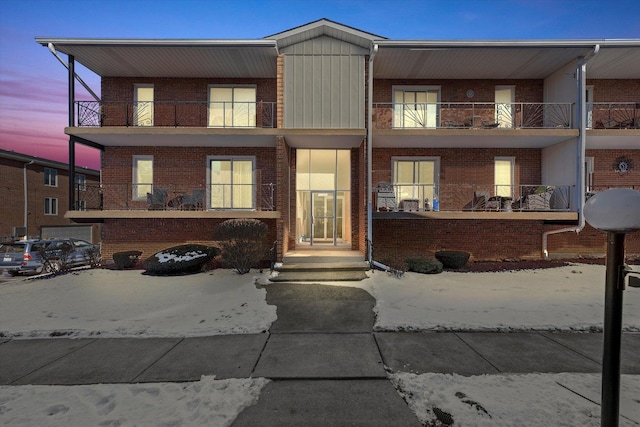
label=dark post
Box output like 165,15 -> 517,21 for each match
68,55 -> 76,211
601,232 -> 625,427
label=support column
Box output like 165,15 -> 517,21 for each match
68,55 -> 76,211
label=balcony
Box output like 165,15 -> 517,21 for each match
589,102 -> 640,129
373,183 -> 576,220
67,182 -> 278,222
75,101 -> 277,128
373,102 -> 573,130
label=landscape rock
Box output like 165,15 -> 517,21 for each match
435,250 -> 471,269
405,258 -> 443,274
143,244 -> 220,275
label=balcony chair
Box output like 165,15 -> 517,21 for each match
471,191 -> 489,211
147,188 -> 168,210
375,182 -> 397,212
182,189 -> 205,210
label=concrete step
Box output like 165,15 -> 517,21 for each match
276,262 -> 370,273
270,271 -> 369,282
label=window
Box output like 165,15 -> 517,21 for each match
133,156 -> 153,200
44,197 -> 58,215
208,157 -> 255,209
75,174 -> 86,191
44,168 -> 58,187
392,157 -> 440,206
208,86 -> 256,127
393,86 -> 440,128
134,84 -> 154,126
494,157 -> 515,198
585,156 -> 594,193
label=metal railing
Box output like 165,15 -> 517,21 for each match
373,102 -> 573,129
75,101 -> 277,128
74,182 -> 276,211
374,183 -> 573,212
589,102 -> 640,129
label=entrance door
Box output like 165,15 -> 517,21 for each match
296,150 -> 351,247
311,191 -> 335,244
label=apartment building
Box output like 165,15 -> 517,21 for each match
36,19 -> 640,265
0,149 -> 100,243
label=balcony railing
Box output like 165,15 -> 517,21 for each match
75,101 -> 277,128
589,102 -> 640,129
75,182 -> 276,212
373,102 -> 573,129
374,183 -> 573,212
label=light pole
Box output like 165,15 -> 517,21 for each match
583,188 -> 640,427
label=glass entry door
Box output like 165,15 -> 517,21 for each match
312,191 -> 335,244
296,149 -> 351,247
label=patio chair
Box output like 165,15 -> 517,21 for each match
375,182 -> 397,212
182,189 -> 205,210
147,188 -> 168,210
471,191 -> 489,211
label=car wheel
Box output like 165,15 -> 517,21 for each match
44,261 -> 61,274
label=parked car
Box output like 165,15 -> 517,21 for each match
0,238 -> 101,276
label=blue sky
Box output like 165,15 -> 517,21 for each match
1,0 -> 638,169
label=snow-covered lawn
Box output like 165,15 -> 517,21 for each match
1,263 -> 640,426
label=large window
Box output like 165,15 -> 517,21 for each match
393,86 -> 440,128
208,86 -> 256,127
134,84 -> 154,126
132,156 -> 153,200
208,157 -> 255,209
44,197 -> 58,215
392,157 -> 439,206
44,168 -> 57,187
495,157 -> 515,198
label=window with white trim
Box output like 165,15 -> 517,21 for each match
494,157 -> 515,198
393,86 -> 440,128
133,156 -> 153,200
44,197 -> 58,215
392,157 -> 440,207
208,156 -> 255,209
44,168 -> 58,187
134,84 -> 154,126
208,86 -> 256,127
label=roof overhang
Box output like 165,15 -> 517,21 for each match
371,40 -> 640,79
36,38 -> 279,78
279,129 -> 366,148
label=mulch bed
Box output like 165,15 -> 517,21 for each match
457,256 -> 640,273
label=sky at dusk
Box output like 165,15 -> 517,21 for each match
0,0 -> 639,170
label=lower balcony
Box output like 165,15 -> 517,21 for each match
67,183 -> 279,221
373,183 -> 577,221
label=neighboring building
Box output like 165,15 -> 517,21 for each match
0,149 -> 101,243
36,19 -> 640,265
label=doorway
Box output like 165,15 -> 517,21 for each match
296,150 -> 351,247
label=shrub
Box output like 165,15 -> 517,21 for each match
143,244 -> 220,275
214,219 -> 268,274
435,250 -> 470,269
405,258 -> 443,274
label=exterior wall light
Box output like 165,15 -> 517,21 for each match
584,188 -> 640,427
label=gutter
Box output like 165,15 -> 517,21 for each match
543,44 -> 600,259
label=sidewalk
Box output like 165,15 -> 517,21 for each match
1,282 -> 639,426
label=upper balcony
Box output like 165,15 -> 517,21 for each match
76,100 -> 277,128
373,102 -> 573,130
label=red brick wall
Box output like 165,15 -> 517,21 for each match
587,149 -> 640,190
372,219 -> 640,267
586,79 -> 640,102
102,218 -> 277,262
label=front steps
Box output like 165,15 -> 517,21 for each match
270,251 -> 370,282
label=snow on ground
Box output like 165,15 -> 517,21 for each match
0,269 -> 277,338
0,376 -> 269,427
2,263 -> 640,426
390,372 -> 640,427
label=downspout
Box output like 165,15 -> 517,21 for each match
367,44 -> 378,262
543,44 -> 599,259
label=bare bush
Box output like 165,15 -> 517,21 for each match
213,219 -> 268,274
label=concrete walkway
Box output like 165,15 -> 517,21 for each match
1,282 -> 640,426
